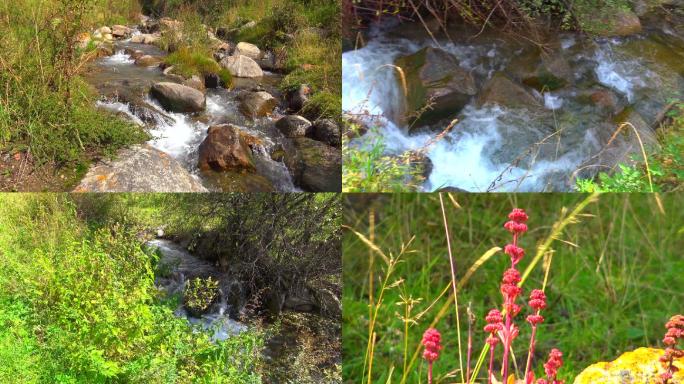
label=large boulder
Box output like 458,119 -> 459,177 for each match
74,145 -> 207,192
476,72 -> 543,110
574,348 -> 684,384
198,124 -> 256,173
238,91 -> 277,118
394,46 -> 477,127
276,115 -> 312,138
220,55 -> 263,78
309,119 -> 341,147
150,82 -> 206,113
234,42 -> 261,60
291,138 -> 342,192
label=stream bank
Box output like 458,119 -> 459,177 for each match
75,16 -> 341,192
343,7 -> 684,191
147,238 -> 341,383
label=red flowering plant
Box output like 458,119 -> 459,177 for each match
421,208 -> 566,384
660,315 -> 684,384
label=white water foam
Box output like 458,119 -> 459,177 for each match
103,50 -> 134,65
95,100 -> 144,126
544,93 -> 564,110
144,97 -> 207,163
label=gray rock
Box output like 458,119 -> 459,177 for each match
150,82 -> 206,113
310,119 -> 341,147
285,84 -> 311,112
276,115 -> 312,138
292,138 -> 342,192
476,72 -> 543,111
74,145 -> 207,192
234,42 -> 261,60
220,55 -> 263,78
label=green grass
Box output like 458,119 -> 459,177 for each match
0,0 -> 148,180
164,47 -> 233,87
343,194 -> 684,383
0,194 -> 263,383
576,101 -> 684,192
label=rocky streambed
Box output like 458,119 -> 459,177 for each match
147,238 -> 341,383
75,16 -> 341,192
343,7 -> 684,191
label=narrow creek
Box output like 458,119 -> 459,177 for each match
84,27 -> 299,192
343,16 -> 684,191
146,238 -> 336,383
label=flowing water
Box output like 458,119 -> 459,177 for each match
86,32 -> 298,192
343,19 -> 684,191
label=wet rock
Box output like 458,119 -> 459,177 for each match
238,91 -> 277,118
291,138 -> 342,192
198,124 -> 256,173
135,55 -> 162,67
590,89 -> 620,111
213,42 -> 234,62
573,347 -> 684,384
204,73 -> 220,89
74,145 -> 207,192
590,10 -> 642,37
150,82 -> 206,113
220,55 -> 264,78
394,46 -> 477,127
234,42 -> 261,60
476,72 -> 543,110
506,48 -> 573,91
130,33 -> 160,45
111,25 -> 131,39
276,115 -> 312,138
124,48 -> 145,60
202,171 -> 275,192
256,50 -> 284,72
309,119 -> 341,148
95,44 -> 114,58
285,84 -> 311,113
183,75 -> 206,93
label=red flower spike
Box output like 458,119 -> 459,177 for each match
485,309 -> 503,324
508,208 -> 529,222
503,268 -> 522,284
504,221 -> 528,234
422,328 -> 442,363
505,244 -> 525,265
527,314 -> 545,325
529,289 -> 547,310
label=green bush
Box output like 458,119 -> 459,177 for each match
0,194 -> 263,383
184,277 -> 220,316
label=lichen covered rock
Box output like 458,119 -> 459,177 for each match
573,348 -> 684,384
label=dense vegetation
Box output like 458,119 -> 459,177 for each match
0,193 -> 341,383
0,0 -> 341,190
0,0 -> 149,190
343,193 -> 684,382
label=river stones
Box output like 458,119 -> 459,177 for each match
506,48 -> 573,92
234,42 -> 262,60
150,82 -> 206,113
74,145 -> 207,192
573,348 -> 684,384
276,115 -> 312,138
394,46 -> 477,127
182,75 -> 206,93
476,72 -> 543,111
198,124 -> 256,173
238,91 -> 277,118
309,119 -> 341,148
220,55 -> 264,78
130,33 -> 160,44
285,84 -> 311,113
291,138 -> 342,192
135,55 -> 162,67
111,25 -> 131,39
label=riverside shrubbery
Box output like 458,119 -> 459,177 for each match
0,1 -> 148,177
0,194 -> 262,383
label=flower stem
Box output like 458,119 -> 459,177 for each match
524,323 -> 538,384
428,362 -> 433,384
466,306 -> 474,384
502,312 -> 512,381
488,344 -> 495,384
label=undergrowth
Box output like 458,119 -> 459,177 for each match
0,194 -> 263,383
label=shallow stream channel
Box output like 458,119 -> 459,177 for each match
343,11 -> 684,191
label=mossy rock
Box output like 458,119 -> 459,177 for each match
394,47 -> 477,128
574,347 -> 684,384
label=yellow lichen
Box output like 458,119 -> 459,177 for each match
574,348 -> 684,384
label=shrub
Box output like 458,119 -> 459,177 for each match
184,277 -> 220,316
